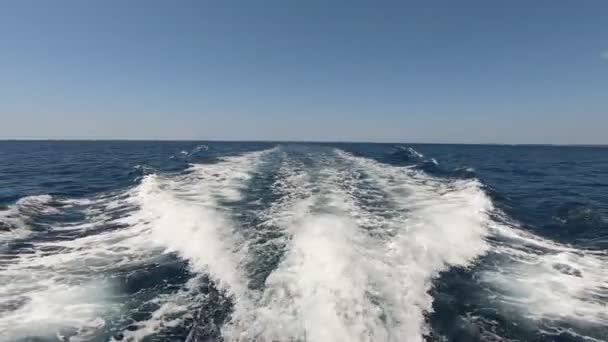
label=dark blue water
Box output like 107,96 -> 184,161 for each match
1,141 -> 606,342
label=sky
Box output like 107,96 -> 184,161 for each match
0,0 -> 607,144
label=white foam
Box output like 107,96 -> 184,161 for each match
399,146 -> 424,158
111,276 -> 198,342
252,152 -> 314,238
15,194 -> 55,209
193,144 -> 209,153
0,280 -> 115,341
336,150 -> 491,340
239,214 -> 383,341
350,150 -> 608,334
482,218 -> 608,326
120,173 -> 247,294
0,194 -> 57,243
111,148 -> 274,339
176,144 -> 210,158
227,150 -> 492,342
6,146 -> 603,340
228,163 -> 382,341
0,192 -> 150,340
223,152 -> 318,339
0,149 -> 274,341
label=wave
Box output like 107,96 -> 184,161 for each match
0,194 -> 57,243
0,148 -> 274,341
172,144 -> 210,159
2,145 -> 606,341
337,150 -> 491,341
113,148 -> 273,340
0,185 -> 171,340
327,149 -> 606,340
385,146 -> 425,165
223,149 -> 492,342
482,217 -> 608,328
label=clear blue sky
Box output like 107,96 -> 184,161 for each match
1,0 -> 607,143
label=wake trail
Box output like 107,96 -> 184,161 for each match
342,149 -> 607,340
0,148 -> 275,341
481,216 -> 608,330
235,149 -> 316,292
113,148 -> 276,340
225,149 -> 492,342
5,145 -> 604,341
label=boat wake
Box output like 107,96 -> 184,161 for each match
1,145 -> 606,341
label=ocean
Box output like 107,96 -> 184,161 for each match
0,141 -> 606,342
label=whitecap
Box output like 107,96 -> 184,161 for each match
227,150 -> 492,342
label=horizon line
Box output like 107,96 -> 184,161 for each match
0,138 -> 606,147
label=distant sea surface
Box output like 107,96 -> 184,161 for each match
1,141 -> 607,342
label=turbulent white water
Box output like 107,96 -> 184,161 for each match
0,150 -> 271,341
483,217 -> 608,327
223,150 -> 493,342
111,149 -> 274,340
0,194 -> 57,243
0,194 -> 136,340
1,146 -> 606,341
